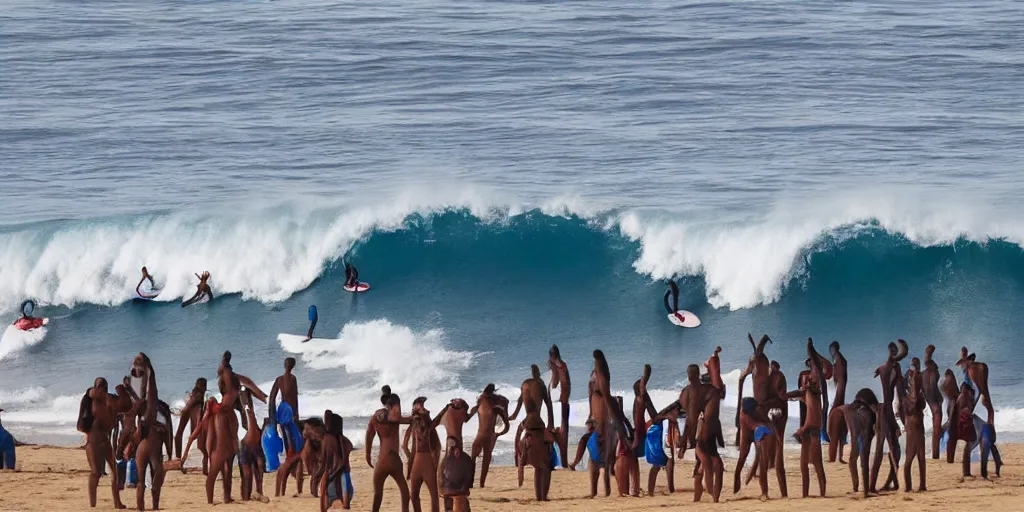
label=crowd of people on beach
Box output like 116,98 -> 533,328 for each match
61,333 -> 1001,511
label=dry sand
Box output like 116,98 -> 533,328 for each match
0,444 -> 1019,511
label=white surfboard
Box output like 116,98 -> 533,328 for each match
277,333 -> 335,352
181,293 -> 211,306
343,283 -> 370,293
136,288 -> 161,300
668,311 -> 701,328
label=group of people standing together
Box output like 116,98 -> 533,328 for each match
71,335 -> 1002,511
510,336 -> 1003,505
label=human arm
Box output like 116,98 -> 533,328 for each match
509,391 -> 524,421
77,391 -> 93,434
364,418 -> 376,468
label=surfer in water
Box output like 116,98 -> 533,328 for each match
136,266 -> 157,298
344,262 -> 359,290
182,271 -> 213,307
664,279 -> 683,321
13,300 -> 44,331
305,305 -> 318,342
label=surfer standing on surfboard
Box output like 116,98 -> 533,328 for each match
664,280 -> 683,322
344,262 -> 359,289
181,271 -> 213,307
136,266 -> 158,298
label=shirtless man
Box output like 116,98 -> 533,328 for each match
922,345 -> 943,460
843,389 -> 879,497
587,350 -> 631,498
628,365 -> 657,497
738,397 -> 782,501
678,364 -> 708,463
548,344 -> 571,468
785,339 -> 827,498
173,378 -> 207,469
646,401 -> 681,495
319,412 -> 354,511
903,358 -> 927,492
440,436 -> 474,512
366,390 -> 413,512
406,398 -> 440,512
957,348 -> 994,424
941,369 -> 961,463
468,384 -> 510,488
238,390 -> 269,502
78,377 -> 129,509
694,375 -> 725,503
276,416 -> 326,497
270,358 -> 302,488
129,353 -> 169,511
218,351 -> 267,430
953,383 -> 978,479
182,271 -> 213,307
510,365 -> 554,485
871,340 -> 907,493
510,365 -> 556,498
613,396 -> 636,498
826,341 -> 848,462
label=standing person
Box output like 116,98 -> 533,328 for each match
826,341 -> 849,463
344,262 -> 359,289
305,305 -> 318,342
547,344 -> 571,468
440,437 -> 474,512
270,358 -> 303,494
468,384 -> 510,488
136,267 -> 158,298
77,378 -> 128,508
786,339 -> 828,498
921,345 -> 944,460
663,280 -> 681,321
903,358 -> 927,492
366,390 -> 413,512
182,271 -> 213,307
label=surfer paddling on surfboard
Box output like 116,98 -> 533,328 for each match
182,271 -> 213,307
13,300 -> 45,331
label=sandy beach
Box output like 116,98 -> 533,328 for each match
0,444 -> 1018,512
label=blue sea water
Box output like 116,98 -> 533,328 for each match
2,0 -> 1024,457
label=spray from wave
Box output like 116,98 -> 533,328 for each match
0,325 -> 48,360
279,319 -> 483,418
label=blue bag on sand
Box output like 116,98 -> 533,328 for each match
262,427 -> 283,472
645,423 -> 667,467
551,444 -> 561,469
820,429 -> 831,443
276,402 -> 305,453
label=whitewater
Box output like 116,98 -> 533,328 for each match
4,0 -> 1024,456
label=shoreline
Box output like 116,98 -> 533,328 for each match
0,443 -> 1019,511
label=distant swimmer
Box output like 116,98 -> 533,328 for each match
136,266 -> 158,297
182,271 -> 213,307
305,305 -> 318,342
13,300 -> 45,331
344,262 -> 359,289
664,280 -> 682,321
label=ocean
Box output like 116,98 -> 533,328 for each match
2,0 -> 1024,461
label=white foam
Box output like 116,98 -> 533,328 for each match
0,324 -> 48,360
616,190 -> 1024,309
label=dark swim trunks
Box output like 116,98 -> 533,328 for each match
238,442 -> 260,466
